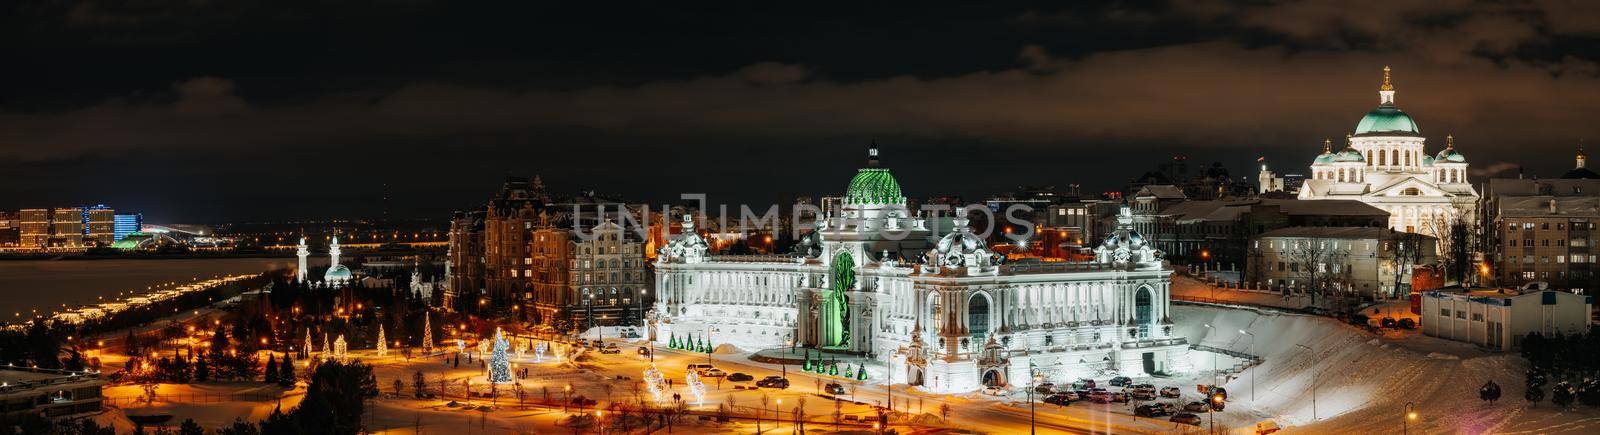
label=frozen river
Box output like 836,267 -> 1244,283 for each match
0,258 -> 299,321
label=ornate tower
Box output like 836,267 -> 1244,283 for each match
328,235 -> 342,267
295,236 -> 309,283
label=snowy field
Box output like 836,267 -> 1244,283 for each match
1171,304 -> 1600,434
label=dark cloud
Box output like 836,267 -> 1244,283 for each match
2,1 -> 1599,222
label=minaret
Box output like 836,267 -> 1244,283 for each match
295,236 -> 309,283
867,141 -> 880,168
1379,66 -> 1396,105
329,235 -> 342,268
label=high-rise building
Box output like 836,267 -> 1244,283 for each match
113,214 -> 142,241
84,206 -> 116,245
19,209 -> 50,248
51,208 -> 84,247
0,211 -> 18,247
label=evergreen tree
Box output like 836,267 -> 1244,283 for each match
279,353 -> 296,387
178,418 -> 204,435
211,327 -> 230,355
194,354 -> 210,382
265,354 -> 279,384
489,329 -> 512,384
1553,382 -> 1576,409
1527,385 -> 1545,406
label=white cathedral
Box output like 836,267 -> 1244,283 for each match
651,148 -> 1189,394
296,235 -> 353,287
1296,67 -> 1479,235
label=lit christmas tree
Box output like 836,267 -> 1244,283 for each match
802,350 -> 812,371
377,324 -> 387,357
333,335 -> 348,362
304,328 -> 314,357
422,312 -> 433,354
857,366 -> 868,380
489,328 -> 513,384
322,333 -> 331,361
668,333 -> 677,349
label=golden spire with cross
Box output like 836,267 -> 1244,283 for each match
1446,134 -> 1454,150
1345,133 -> 1354,149
1381,66 -> 1394,91
1323,138 -> 1332,153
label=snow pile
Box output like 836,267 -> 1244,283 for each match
712,343 -> 743,354
1170,305 -> 1600,434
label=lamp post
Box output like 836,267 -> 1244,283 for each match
1028,367 -> 1042,435
1404,401 -> 1418,434
1240,329 -> 1255,406
1202,324 -> 1218,386
1296,343 -> 1318,421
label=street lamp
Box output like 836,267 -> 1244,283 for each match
1028,367 -> 1043,435
1296,343 -> 1319,421
1404,401 -> 1418,434
1239,329 -> 1255,405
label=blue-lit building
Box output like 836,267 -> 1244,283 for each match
113,214 -> 142,241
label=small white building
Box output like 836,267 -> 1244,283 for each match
1421,289 -> 1593,351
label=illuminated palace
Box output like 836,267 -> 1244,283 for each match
651,147 -> 1189,394
1298,67 -> 1479,235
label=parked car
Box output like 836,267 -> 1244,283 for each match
599,344 -> 621,354
1171,413 -> 1202,425
1157,402 -> 1179,414
1034,383 -> 1056,394
1087,392 -> 1113,404
825,383 -> 847,395
1255,420 -> 1282,434
1183,401 -> 1209,413
1044,394 -> 1073,406
1108,392 -> 1129,403
980,386 -> 1005,396
686,363 -> 715,374
702,368 -> 727,377
1053,392 -> 1079,402
569,396 -> 598,407
756,376 -> 790,389
1108,376 -> 1132,387
727,372 -> 754,382
1131,390 -> 1157,400
1159,387 -> 1182,398
1134,404 -> 1170,418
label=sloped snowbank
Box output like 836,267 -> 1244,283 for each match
1171,305 -> 1599,434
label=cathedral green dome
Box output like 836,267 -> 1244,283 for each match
845,168 -> 904,204
1355,104 -> 1420,136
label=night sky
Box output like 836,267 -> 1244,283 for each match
5,1 -> 1600,223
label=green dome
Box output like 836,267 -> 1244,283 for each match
1435,149 -> 1465,163
1355,104 -> 1420,136
845,168 -> 904,204
1314,152 -> 1337,164
1335,149 -> 1365,163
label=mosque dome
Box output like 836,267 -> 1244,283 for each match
324,264 -> 353,283
845,168 -> 904,205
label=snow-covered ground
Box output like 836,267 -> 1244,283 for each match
1172,304 -> 1600,434
92,303 -> 1598,434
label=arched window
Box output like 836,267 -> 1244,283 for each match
1391,149 -> 1399,166
1402,187 -> 1421,196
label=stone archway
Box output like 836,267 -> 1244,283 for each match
981,369 -> 1004,387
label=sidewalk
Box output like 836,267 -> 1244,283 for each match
1170,274 -> 1310,310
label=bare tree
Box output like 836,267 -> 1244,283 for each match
834,399 -> 844,430
759,393 -> 770,433
1285,237 -> 1350,310
1421,203 -> 1475,284
631,380 -> 644,406
1388,231 -> 1427,299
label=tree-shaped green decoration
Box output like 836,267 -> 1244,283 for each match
857,366 -> 868,381
802,350 -> 812,371
669,333 -> 677,349
829,359 -> 839,376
